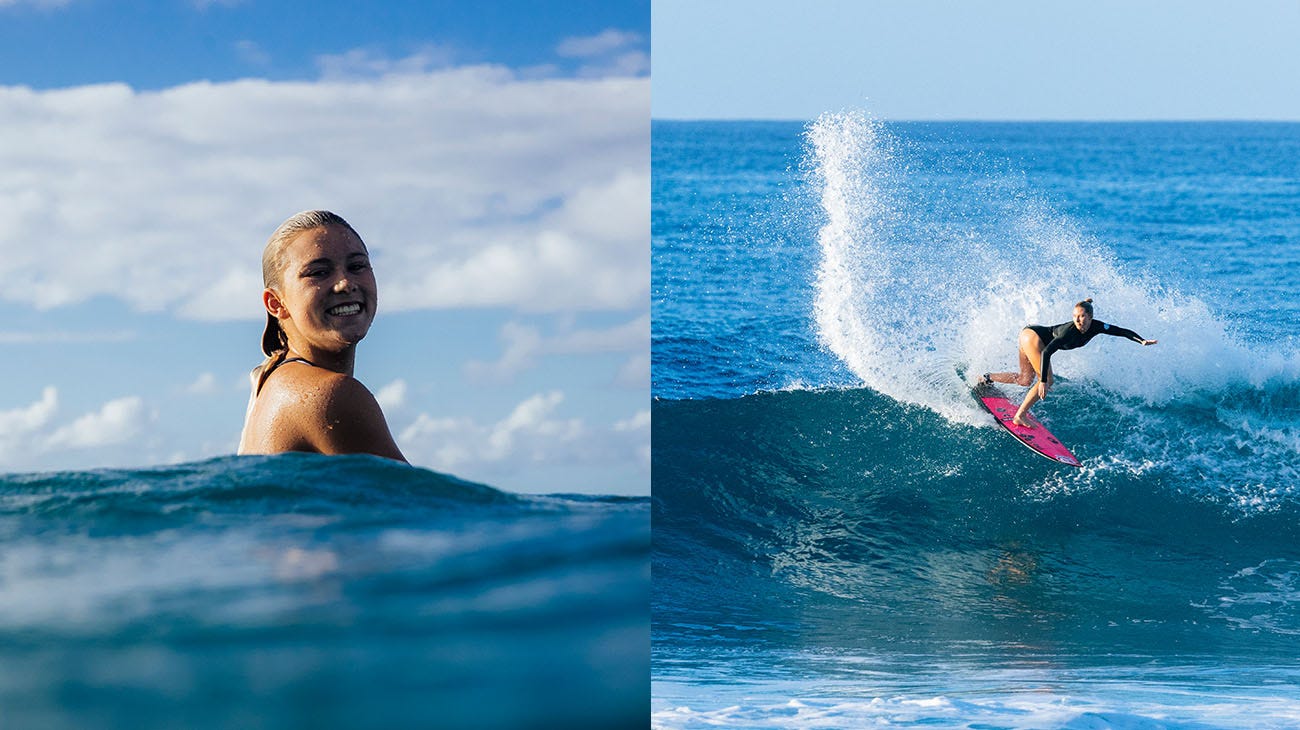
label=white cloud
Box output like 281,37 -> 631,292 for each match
557,30 -> 643,58
0,0 -> 71,8
487,391 -> 582,461
46,396 -> 148,449
399,390 -> 582,466
230,372 -> 254,393
316,46 -> 457,79
551,314 -> 649,353
614,409 -> 650,432
373,379 -> 407,411
465,322 -> 545,380
184,372 -> 218,395
465,314 -> 649,380
614,351 -> 650,389
1,386 -> 58,435
382,167 -> 649,312
398,391 -> 647,476
0,65 -> 648,321
583,50 -> 650,79
233,39 -> 270,67
557,30 -> 649,78
614,409 -> 650,469
0,330 -> 136,344
0,388 -> 155,467
0,387 -> 57,465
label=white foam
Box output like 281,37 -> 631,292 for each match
652,689 -> 1300,729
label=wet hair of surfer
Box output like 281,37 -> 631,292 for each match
237,210 -> 407,462
983,298 -> 1158,428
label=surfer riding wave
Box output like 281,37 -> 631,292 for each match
983,298 -> 1158,428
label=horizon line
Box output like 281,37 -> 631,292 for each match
652,116 -> 1300,124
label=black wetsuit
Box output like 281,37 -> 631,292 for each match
1026,320 -> 1145,378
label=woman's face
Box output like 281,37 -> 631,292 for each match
1072,306 -> 1093,332
268,224 -> 377,354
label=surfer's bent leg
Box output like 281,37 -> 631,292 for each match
989,328 -> 1044,387
1011,329 -> 1047,427
1016,328 -> 1045,386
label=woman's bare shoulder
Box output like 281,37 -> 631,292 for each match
268,362 -> 355,406
245,363 -> 406,462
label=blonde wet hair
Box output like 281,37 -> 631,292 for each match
253,210 -> 365,394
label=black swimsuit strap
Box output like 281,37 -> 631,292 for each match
254,355 -> 318,397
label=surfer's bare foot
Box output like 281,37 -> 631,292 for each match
1012,415 -> 1032,428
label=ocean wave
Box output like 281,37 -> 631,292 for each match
0,454 -> 648,729
0,454 -> 517,518
653,390 -> 1300,649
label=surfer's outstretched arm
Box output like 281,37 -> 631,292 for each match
998,302 -> 1156,428
1101,323 -> 1157,346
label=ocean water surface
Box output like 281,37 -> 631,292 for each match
652,116 -> 1300,728
0,453 -> 648,729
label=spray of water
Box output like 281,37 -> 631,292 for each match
808,111 -> 1255,416
805,110 -> 1300,509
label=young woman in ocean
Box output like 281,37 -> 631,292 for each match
984,298 -> 1158,428
237,210 -> 407,462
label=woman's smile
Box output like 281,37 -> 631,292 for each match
273,224 -> 378,357
328,302 -> 364,317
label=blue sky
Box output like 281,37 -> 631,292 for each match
0,0 -> 649,495
653,0 -> 1300,121
1,0 -> 647,88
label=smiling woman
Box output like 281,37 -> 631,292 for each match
237,210 -> 407,462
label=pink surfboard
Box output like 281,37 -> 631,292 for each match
975,384 -> 1081,467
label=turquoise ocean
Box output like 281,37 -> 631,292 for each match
652,115 -> 1300,728
0,454 -> 647,729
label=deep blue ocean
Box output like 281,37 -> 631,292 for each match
0,454 -> 648,729
652,116 -> 1300,728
